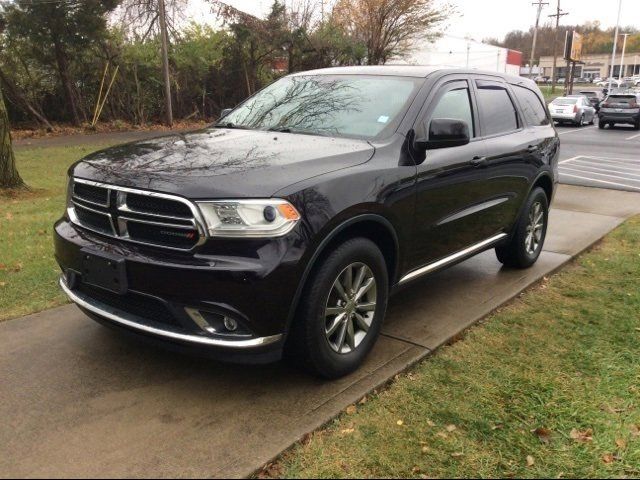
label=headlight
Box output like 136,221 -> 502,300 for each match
196,199 -> 301,238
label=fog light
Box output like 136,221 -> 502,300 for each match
223,316 -> 238,332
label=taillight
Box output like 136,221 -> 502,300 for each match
573,105 -> 578,113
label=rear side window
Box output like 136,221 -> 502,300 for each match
512,85 -> 549,126
475,81 -> 518,136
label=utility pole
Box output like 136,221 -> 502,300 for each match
529,0 -> 549,79
466,42 -> 470,68
158,0 -> 173,127
608,0 -> 622,93
619,33 -> 630,81
549,0 -> 568,93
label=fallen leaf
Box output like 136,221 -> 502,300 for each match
345,405 -> 356,415
492,424 -> 504,430
436,431 -> 448,439
0,282 -> 6,287
570,428 -> 593,443
5,212 -> 13,220
615,438 -> 627,449
426,420 -> 436,427
446,424 -> 457,432
358,397 -> 367,405
526,455 -> 535,467
602,453 -> 614,464
421,446 -> 429,453
0,263 -> 6,270
411,466 -> 421,474
533,427 -> 552,444
451,452 -> 464,458
630,425 -> 640,437
340,428 -> 355,435
397,420 -> 404,426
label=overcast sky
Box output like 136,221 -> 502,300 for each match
187,0 -> 640,43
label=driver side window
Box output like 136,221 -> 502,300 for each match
429,87 -> 475,138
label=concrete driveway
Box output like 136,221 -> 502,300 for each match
1,184 -> 639,478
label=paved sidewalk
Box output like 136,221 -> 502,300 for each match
1,184 -> 639,478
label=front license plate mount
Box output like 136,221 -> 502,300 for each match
80,248 -> 128,295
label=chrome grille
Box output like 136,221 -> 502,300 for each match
68,178 -> 206,251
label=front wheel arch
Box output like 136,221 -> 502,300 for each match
284,214 -> 400,336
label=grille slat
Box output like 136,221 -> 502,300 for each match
126,193 -> 192,218
74,204 -> 114,235
73,183 -> 109,206
70,179 -> 203,251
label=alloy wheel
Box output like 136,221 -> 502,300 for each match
525,201 -> 544,255
324,262 -> 377,354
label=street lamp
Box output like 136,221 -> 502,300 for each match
619,33 -> 630,81
608,0 -> 622,92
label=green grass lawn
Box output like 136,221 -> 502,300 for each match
269,218 -> 640,479
0,143 -> 113,321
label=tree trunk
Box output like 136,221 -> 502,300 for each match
0,84 -> 26,190
0,67 -> 54,131
53,38 -> 81,127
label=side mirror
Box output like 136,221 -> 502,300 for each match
220,108 -> 233,119
415,118 -> 470,151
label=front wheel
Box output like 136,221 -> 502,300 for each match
286,237 -> 389,378
496,187 -> 549,269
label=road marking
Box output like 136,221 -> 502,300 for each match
559,155 -> 583,164
557,126 -> 597,135
583,155 -> 640,163
568,160 -> 640,175
625,132 -> 640,140
560,166 -> 640,184
560,172 -> 640,191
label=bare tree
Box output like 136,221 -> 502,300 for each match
331,0 -> 452,64
0,84 -> 25,190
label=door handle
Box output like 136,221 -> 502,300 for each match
471,156 -> 487,167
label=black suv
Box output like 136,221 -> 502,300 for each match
55,67 -> 559,378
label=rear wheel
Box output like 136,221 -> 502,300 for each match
286,237 -> 389,379
496,187 -> 549,269
575,114 -> 584,127
598,120 -> 605,129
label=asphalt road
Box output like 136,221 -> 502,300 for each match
556,120 -> 640,192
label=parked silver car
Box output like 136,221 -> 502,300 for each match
548,96 -> 596,126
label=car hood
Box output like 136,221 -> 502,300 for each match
71,128 -> 375,198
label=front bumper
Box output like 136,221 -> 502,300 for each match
54,218 -> 306,363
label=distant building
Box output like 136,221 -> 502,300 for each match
537,52 -> 640,79
391,35 -> 522,76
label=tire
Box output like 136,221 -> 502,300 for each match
496,187 -> 549,269
598,120 -> 605,129
634,120 -> 640,131
285,237 -> 389,379
576,114 -> 584,127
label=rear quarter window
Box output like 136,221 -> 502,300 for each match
512,85 -> 550,126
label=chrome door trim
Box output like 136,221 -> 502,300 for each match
60,278 -> 283,349
399,233 -> 508,285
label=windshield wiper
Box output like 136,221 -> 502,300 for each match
267,126 -> 293,133
215,122 -> 249,130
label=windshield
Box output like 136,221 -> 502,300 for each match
218,75 -> 422,140
552,98 -> 578,105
